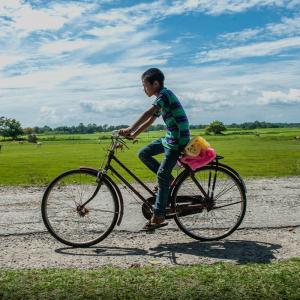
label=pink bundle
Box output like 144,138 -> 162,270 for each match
178,147 -> 216,171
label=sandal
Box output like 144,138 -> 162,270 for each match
141,214 -> 168,231
141,221 -> 168,231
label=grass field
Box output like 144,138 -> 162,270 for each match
0,259 -> 299,299
0,128 -> 299,185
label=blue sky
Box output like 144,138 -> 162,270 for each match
1,0 -> 300,127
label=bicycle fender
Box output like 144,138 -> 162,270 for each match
104,174 -> 124,226
79,167 -> 124,226
170,169 -> 190,199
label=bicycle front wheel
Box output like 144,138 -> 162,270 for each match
41,169 -> 119,247
172,165 -> 246,241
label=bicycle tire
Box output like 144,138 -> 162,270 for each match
41,169 -> 119,247
171,165 -> 246,241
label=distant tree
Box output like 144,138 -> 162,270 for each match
23,127 -> 34,134
42,125 -> 53,133
205,120 -> 227,135
13,121 -> 300,136
0,117 -> 23,139
0,117 -> 4,132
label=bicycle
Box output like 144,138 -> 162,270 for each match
41,130 -> 247,247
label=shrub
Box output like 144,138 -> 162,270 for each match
28,134 -> 38,143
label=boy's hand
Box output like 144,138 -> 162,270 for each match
130,131 -> 138,140
119,127 -> 132,136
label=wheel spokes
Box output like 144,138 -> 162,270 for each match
174,166 -> 246,240
43,170 -> 117,246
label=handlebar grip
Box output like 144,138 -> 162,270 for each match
124,135 -> 134,140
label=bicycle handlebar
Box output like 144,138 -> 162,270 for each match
109,130 -> 137,152
111,130 -> 134,140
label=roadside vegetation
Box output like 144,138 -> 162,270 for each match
0,258 -> 299,299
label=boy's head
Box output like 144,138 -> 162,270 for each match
142,68 -> 164,97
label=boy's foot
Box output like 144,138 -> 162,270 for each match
141,215 -> 168,231
141,221 -> 168,231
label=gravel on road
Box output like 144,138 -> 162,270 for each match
0,176 -> 299,268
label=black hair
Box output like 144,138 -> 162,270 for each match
142,68 -> 165,86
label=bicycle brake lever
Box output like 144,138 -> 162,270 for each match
117,138 -> 129,149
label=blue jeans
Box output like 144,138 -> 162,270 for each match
138,138 -> 182,217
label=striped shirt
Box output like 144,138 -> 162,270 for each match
152,87 -> 190,150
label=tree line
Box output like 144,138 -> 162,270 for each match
0,116 -> 299,140
25,121 -> 300,134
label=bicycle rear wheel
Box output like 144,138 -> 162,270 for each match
41,169 -> 119,247
172,165 -> 246,241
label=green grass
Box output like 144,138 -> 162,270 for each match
0,259 -> 299,299
0,128 -> 299,185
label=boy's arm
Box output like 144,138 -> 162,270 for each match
120,106 -> 159,136
131,115 -> 157,138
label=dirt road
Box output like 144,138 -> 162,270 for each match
0,177 -> 299,268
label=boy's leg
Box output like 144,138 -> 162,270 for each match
154,147 -> 181,218
138,138 -> 164,175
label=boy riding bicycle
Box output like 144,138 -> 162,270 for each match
119,68 -> 190,231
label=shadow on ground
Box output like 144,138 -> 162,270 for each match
55,239 -> 281,264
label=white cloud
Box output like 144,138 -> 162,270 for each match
217,14 -> 300,46
116,43 -> 171,67
0,0 -> 91,39
80,99 -> 143,116
0,54 -> 26,70
50,2 -> 94,19
258,89 -> 300,105
180,91 -> 235,111
0,64 -> 97,89
36,9 -> 163,59
196,36 -> 300,63
165,0 -> 293,16
1,3 -> 66,36
12,6 -> 66,32
87,24 -> 136,37
0,0 -> 22,14
219,28 -> 262,42
266,15 -> 300,37
39,39 -> 91,55
38,106 -> 60,124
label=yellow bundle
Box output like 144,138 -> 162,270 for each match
184,136 -> 210,157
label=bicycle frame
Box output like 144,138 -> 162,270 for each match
98,135 -> 213,205
79,133 -> 246,218
102,149 -> 157,205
